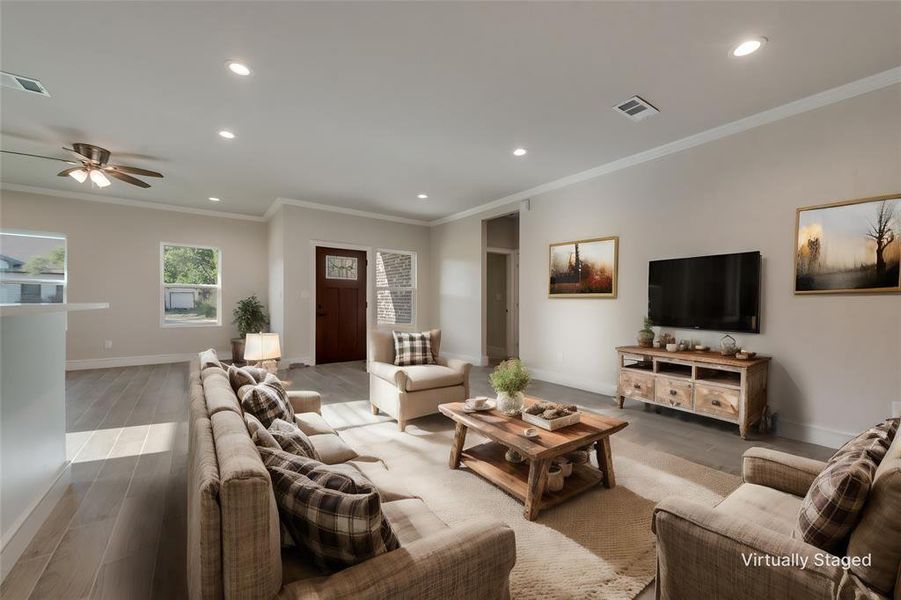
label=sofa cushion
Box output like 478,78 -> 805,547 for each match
795,448 -> 878,554
240,373 -> 294,427
269,418 -> 320,460
202,370 -> 243,417
392,331 -> 436,366
294,412 -> 336,436
199,348 -> 222,369
847,418 -> 901,595
187,407 -> 223,600
268,464 -> 400,571
715,483 -> 801,535
228,364 -> 269,392
348,458 -> 418,503
402,365 -> 464,392
309,433 -> 359,464
382,498 -> 448,545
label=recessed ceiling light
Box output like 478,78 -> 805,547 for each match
208,197 -> 221,202
513,147 -> 527,157
417,194 -> 428,199
218,130 -> 235,139
226,61 -> 251,76
731,37 -> 767,57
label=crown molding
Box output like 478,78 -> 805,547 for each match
0,183 -> 266,222
267,196 -> 431,227
429,66 -> 901,226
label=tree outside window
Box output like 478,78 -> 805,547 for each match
161,244 -> 221,326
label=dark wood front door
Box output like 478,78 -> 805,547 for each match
315,247 -> 367,364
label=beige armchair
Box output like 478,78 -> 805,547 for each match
369,329 -> 471,431
652,435 -> 901,600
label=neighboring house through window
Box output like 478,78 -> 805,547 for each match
161,243 -> 221,326
0,230 -> 67,304
376,249 -> 416,326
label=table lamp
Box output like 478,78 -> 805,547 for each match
244,332 -> 281,374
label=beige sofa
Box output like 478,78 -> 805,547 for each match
653,433 -> 901,600
188,359 -> 516,600
369,329 -> 471,431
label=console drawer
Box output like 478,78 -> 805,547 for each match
655,377 -> 693,409
619,371 -> 654,402
694,384 -> 740,421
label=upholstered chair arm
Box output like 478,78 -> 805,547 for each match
369,361 -> 408,391
436,357 -> 472,398
278,519 -> 516,600
653,497 -> 851,600
741,447 -> 827,497
286,391 -> 321,415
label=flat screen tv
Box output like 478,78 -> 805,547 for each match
648,251 -> 761,333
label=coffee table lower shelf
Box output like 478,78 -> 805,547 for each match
460,441 -> 604,516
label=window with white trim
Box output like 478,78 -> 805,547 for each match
161,243 -> 221,326
0,230 -> 67,304
375,249 -> 416,326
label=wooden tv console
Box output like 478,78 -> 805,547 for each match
615,346 -> 770,439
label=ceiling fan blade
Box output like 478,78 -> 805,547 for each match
104,169 -> 151,188
106,164 -> 163,178
64,143 -> 110,165
1,149 -> 78,164
57,167 -> 84,177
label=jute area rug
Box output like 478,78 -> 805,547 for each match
334,412 -> 740,600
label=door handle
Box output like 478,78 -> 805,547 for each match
633,383 -> 641,389
711,399 -> 721,407
669,389 -> 677,396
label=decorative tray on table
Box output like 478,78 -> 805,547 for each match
520,401 -> 581,431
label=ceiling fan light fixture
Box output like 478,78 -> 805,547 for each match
68,168 -> 88,183
89,169 -> 111,188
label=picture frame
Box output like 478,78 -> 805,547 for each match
548,235 -> 618,298
794,194 -> 900,294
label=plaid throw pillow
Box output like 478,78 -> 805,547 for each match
258,446 -> 370,490
240,373 -> 293,427
228,364 -> 269,392
796,443 -> 881,553
392,331 -> 436,366
269,418 -> 320,460
830,418 -> 899,463
268,463 -> 399,571
244,413 -> 280,449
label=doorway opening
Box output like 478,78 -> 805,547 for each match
485,213 -> 519,364
314,246 -> 368,364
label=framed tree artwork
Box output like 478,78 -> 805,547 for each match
548,236 -> 618,298
795,194 -> 900,294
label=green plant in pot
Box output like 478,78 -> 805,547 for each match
489,358 -> 531,416
638,316 -> 655,348
232,295 -> 269,364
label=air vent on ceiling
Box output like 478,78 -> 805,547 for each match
613,95 -> 658,122
1,71 -> 50,97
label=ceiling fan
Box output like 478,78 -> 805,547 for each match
1,142 -> 163,188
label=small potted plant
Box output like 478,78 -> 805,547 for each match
638,316 -> 655,348
232,295 -> 269,364
489,358 -> 531,416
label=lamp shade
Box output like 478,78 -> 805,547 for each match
244,332 -> 281,361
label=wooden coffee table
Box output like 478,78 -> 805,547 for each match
438,398 -> 628,520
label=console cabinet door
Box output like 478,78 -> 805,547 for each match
618,371 -> 654,402
655,377 -> 693,409
694,384 -> 740,421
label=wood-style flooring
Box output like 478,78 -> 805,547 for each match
1,360 -> 834,600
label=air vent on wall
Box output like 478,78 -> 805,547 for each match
1,71 -> 50,97
613,95 -> 658,122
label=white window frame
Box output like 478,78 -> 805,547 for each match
160,242 -> 222,328
375,248 -> 417,328
0,229 -> 68,304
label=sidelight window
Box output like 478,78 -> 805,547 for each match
375,249 -> 416,326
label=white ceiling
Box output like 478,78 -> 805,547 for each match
1,1 -> 899,220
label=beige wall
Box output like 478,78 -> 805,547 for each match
273,204 -> 433,363
0,191 -> 268,364
433,85 -> 901,446
520,86 -> 900,446
487,215 -> 519,249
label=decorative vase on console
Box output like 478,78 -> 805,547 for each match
489,358 -> 531,417
637,316 -> 655,348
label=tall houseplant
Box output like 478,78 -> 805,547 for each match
489,359 -> 531,416
231,296 -> 269,363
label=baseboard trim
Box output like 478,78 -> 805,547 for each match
775,419 -> 853,449
1,462 -> 70,581
527,368 -> 618,397
282,355 -> 312,368
66,349 -> 230,370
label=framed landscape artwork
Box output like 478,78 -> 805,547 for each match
795,194 -> 900,294
548,236 -> 618,298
